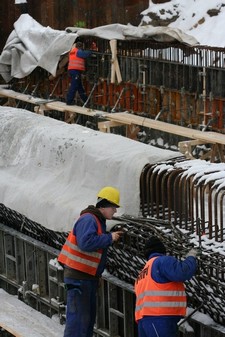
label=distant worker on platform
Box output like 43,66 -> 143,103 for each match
66,41 -> 92,106
134,236 -> 198,337
58,186 -> 124,337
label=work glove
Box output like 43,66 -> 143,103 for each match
186,247 -> 201,258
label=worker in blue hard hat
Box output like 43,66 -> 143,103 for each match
58,186 -> 123,337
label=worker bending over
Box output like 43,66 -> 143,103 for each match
135,236 -> 198,337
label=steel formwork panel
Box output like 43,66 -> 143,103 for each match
1,211 -> 225,336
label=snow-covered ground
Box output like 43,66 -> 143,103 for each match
141,0 -> 225,47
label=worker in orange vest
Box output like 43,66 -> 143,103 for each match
58,186 -> 124,337
135,236 -> 198,337
66,41 -> 92,106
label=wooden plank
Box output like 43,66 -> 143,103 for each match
0,86 -> 104,118
110,40 -> 116,84
109,39 -> 122,84
104,112 -> 225,145
0,289 -> 64,337
0,323 -> 22,337
41,101 -> 102,117
1,85 -> 225,146
179,140 -> 211,160
98,120 -> 124,132
0,86 -> 50,105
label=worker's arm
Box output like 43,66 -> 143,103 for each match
77,49 -> 92,58
74,214 -> 112,251
152,255 -> 198,283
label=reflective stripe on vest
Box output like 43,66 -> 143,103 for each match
68,48 -> 85,71
135,257 -> 186,320
58,214 -> 103,275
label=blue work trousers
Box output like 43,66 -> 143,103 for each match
66,70 -> 87,104
63,279 -> 99,337
138,316 -> 180,337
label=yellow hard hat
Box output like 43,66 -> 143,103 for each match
97,186 -> 120,207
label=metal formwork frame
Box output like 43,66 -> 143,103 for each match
0,223 -> 65,317
95,274 -> 137,337
0,223 -> 137,336
1,219 -> 225,336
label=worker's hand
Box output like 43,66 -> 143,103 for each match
186,248 -> 201,258
111,231 -> 124,242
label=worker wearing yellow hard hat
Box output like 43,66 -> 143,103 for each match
58,186 -> 123,337
97,186 -> 120,207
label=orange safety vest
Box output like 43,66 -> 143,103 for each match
58,214 -> 103,276
68,47 -> 85,71
135,257 -> 187,321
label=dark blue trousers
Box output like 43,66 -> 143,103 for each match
63,279 -> 99,337
138,316 -> 180,337
66,70 -> 88,105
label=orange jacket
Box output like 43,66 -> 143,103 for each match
68,47 -> 85,71
58,214 -> 103,276
135,257 -> 187,321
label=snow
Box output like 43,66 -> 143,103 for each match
0,106 -> 179,232
141,0 -> 225,48
178,308 -> 225,334
1,3 -> 225,333
0,288 -> 64,337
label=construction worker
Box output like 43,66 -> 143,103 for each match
134,236 -> 198,337
66,41 -> 92,106
58,186 -> 124,337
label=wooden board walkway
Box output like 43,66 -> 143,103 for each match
0,85 -> 225,161
0,85 -> 103,117
104,111 -> 225,145
0,289 -> 64,337
103,112 -> 225,161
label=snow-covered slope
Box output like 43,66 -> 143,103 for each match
141,0 -> 225,47
0,106 -> 179,231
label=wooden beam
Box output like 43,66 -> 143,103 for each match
1,85 -> 225,149
0,323 -> 22,337
0,290 -> 63,337
109,40 -> 122,84
98,120 -> 125,133
104,112 -> 225,145
178,139 -> 211,159
0,86 -> 104,118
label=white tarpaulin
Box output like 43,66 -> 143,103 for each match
67,23 -> 199,45
0,14 -> 77,82
0,106 -> 179,232
0,14 -> 198,83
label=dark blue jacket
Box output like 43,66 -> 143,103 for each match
149,252 -> 197,283
73,213 -> 112,276
76,49 -> 92,59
